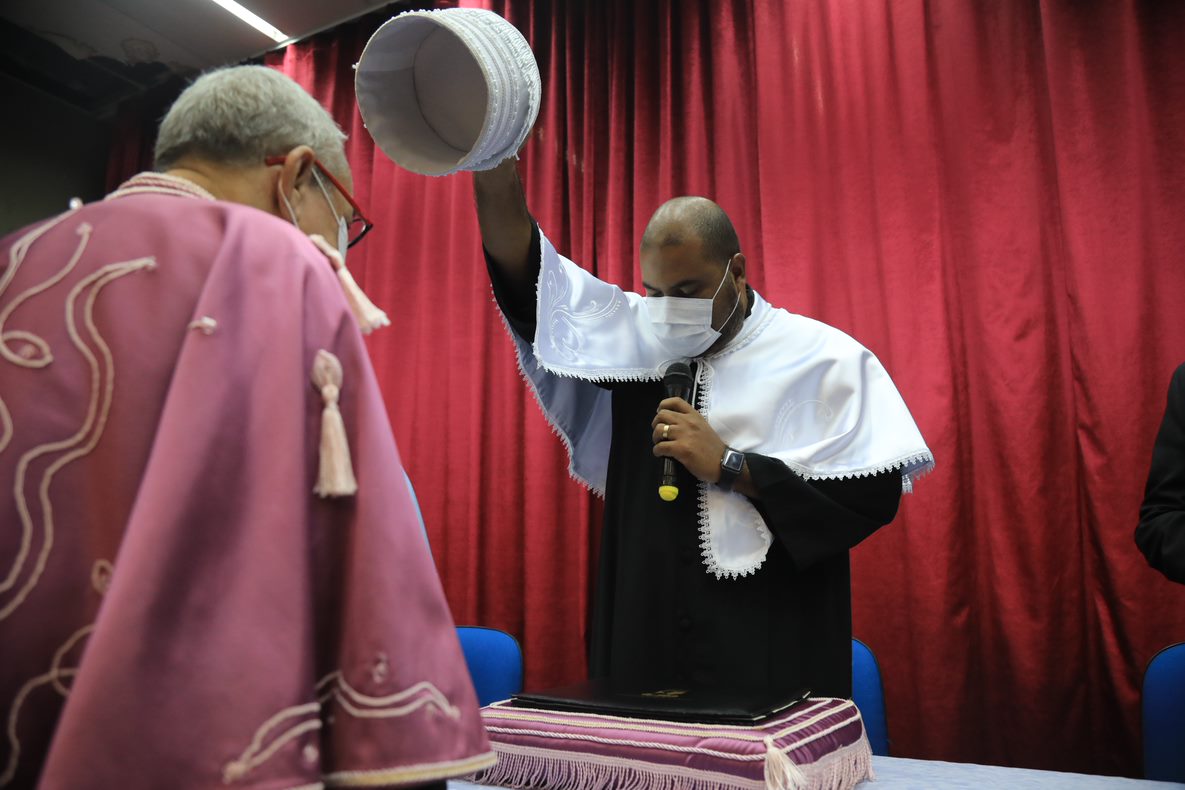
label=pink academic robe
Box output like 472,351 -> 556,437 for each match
0,174 -> 494,788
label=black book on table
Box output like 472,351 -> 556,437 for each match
510,679 -> 812,725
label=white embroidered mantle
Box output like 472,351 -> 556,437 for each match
504,232 -> 934,579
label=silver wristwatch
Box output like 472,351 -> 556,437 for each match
718,447 -> 745,491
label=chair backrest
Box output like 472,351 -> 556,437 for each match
851,638 -> 889,756
1143,642 -> 1185,781
456,626 -> 524,707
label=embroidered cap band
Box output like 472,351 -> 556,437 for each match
355,8 -> 541,176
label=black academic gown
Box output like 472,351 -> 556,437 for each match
488,226 -> 902,698
1136,363 -> 1185,583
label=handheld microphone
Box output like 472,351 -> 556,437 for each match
658,361 -> 694,502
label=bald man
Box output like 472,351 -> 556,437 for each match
472,160 -> 932,700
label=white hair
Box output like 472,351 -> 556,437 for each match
154,65 -> 349,178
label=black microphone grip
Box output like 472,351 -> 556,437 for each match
658,362 -> 694,501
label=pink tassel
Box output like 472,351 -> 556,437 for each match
310,350 -> 358,497
764,735 -> 807,790
309,234 -> 391,335
335,264 -> 390,334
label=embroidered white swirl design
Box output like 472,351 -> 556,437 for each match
1,257 -> 156,622
0,215 -> 88,461
772,398 -> 835,446
0,400 -> 11,458
542,265 -> 626,364
221,671 -> 461,783
0,221 -> 93,369
1,625 -> 93,786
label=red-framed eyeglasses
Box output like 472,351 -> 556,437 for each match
265,155 -> 374,248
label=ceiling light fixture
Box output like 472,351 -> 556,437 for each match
206,0 -> 288,43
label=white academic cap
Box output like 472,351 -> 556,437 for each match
354,8 -> 541,176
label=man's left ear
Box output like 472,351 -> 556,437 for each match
730,252 -> 747,286
277,145 -> 318,207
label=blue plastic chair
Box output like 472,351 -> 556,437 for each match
403,481 -> 521,705
1143,642 -> 1185,781
852,638 -> 889,756
456,626 -> 524,707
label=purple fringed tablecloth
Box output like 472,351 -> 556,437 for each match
471,697 -> 872,790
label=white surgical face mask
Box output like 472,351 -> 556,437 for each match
643,261 -> 740,358
278,172 -> 349,264
312,170 -> 349,264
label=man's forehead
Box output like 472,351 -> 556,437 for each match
642,238 -> 712,266
641,244 -> 720,287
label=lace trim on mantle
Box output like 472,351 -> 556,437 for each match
694,359 -> 774,580
790,450 -> 936,490
494,290 -> 606,498
528,350 -> 658,384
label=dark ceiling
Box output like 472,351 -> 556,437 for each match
0,0 -> 413,119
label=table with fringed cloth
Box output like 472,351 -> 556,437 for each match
469,697 -> 871,790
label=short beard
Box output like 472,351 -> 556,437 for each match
706,281 -> 747,354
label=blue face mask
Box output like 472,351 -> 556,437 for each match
643,262 -> 740,357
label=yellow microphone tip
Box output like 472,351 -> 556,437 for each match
658,485 -> 679,502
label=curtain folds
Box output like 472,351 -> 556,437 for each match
107,0 -> 1185,776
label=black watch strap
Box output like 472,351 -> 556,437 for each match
718,447 -> 745,491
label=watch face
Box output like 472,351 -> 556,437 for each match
723,448 -> 744,473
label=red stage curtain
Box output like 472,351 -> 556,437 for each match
104,0 -> 1185,776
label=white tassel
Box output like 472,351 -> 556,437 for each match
309,234 -> 391,335
764,735 -> 808,790
310,350 -> 358,497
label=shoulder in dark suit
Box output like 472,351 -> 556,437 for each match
1137,363 -> 1185,583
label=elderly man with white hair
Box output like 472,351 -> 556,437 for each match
0,65 -> 493,789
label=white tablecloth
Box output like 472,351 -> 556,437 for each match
863,756 -> 1181,788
